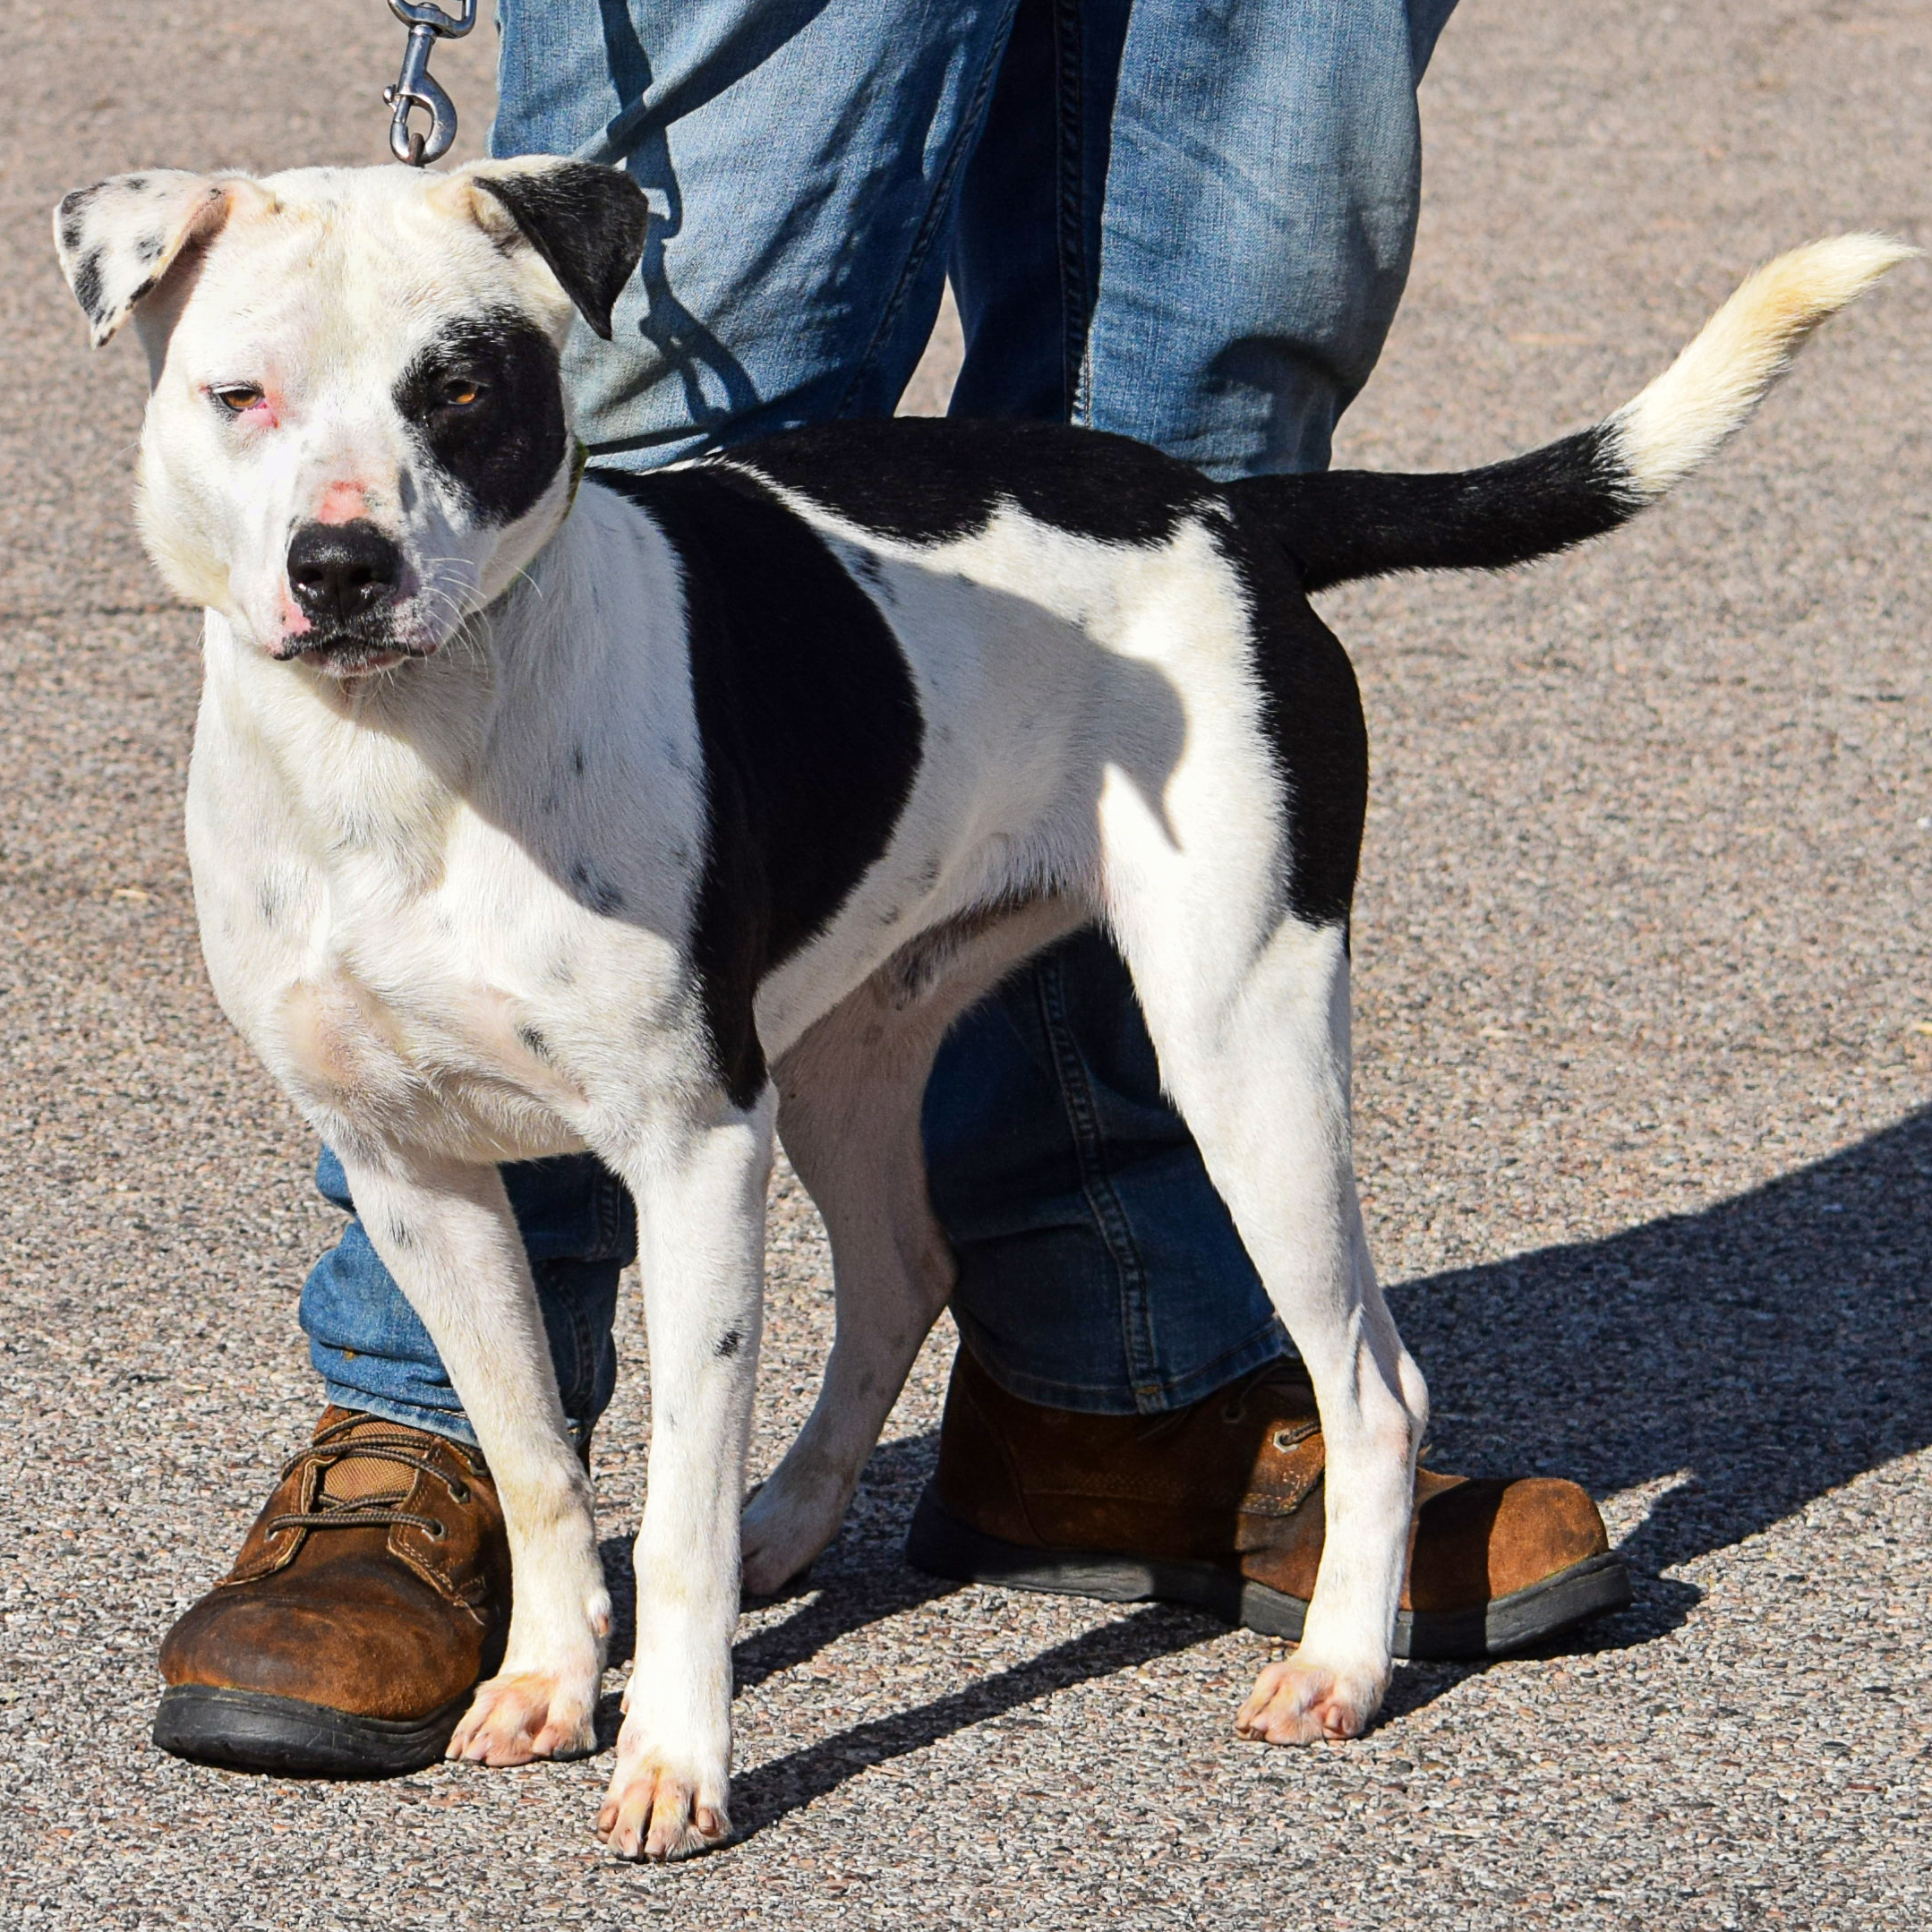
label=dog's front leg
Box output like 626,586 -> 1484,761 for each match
596,1093 -> 774,1862
331,1152 -> 609,1764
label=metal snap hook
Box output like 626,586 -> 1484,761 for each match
382,0 -> 476,167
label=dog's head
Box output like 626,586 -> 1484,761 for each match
54,160 -> 647,675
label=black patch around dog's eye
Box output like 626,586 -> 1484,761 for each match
589,466 -> 925,1112
715,1329 -> 742,1359
392,312 -> 565,527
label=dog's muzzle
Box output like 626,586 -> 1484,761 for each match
279,519 -> 418,669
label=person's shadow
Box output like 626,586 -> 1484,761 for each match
596,1104 -> 1932,1835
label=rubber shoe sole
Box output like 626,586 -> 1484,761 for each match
905,1486 -> 1630,1660
152,1683 -> 468,1778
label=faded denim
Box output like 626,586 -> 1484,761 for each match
303,0 -> 1456,1440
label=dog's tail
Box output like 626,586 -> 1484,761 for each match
1238,235 -> 1913,594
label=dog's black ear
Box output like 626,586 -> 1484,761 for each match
52,170 -> 246,347
465,159 -> 650,341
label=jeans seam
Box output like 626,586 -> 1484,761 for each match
1031,953 -> 1165,1409
1049,0 -> 1089,423
830,0 -> 1022,420
567,1294 -> 596,1423
321,1385 -> 480,1449
594,1161 -> 622,1261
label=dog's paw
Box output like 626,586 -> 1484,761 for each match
739,1469 -> 844,1597
1235,1650 -> 1389,1746
447,1669 -> 598,1765
596,1744 -> 731,1861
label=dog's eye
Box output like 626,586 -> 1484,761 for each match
439,377 -> 482,408
211,385 -> 264,415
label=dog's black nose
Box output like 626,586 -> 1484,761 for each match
286,521 -> 403,626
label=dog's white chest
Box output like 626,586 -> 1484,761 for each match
208,850 -> 600,1162
185,669 -> 693,1167
267,948 -> 590,1160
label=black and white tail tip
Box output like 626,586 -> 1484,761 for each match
1246,234 -> 1916,593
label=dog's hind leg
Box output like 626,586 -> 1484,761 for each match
1117,899 -> 1423,1742
324,1152 -> 611,1766
1097,671 -> 1423,1742
741,897 -> 1083,1597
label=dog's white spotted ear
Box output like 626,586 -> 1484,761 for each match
53,170 -> 248,348
457,158 -> 651,341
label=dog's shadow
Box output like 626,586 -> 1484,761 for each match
594,1106 -> 1932,1837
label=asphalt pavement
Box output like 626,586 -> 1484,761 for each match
2,2 -> 1928,1927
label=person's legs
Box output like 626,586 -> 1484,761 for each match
300,1150 -> 634,1449
927,0 -> 1457,1414
296,0 -> 1030,1444
161,0 -> 1042,1779
910,0 -> 1624,1666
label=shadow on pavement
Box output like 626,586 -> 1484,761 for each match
602,1107 -> 1932,1825
1393,1103 -> 1932,1602
728,1602 -> 1219,1840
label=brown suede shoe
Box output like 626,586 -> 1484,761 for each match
153,1408 -> 511,1777
906,1346 -> 1629,1657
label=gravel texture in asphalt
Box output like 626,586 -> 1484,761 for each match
2,3 -> 1928,1928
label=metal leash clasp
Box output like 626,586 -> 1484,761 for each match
383,0 -> 477,167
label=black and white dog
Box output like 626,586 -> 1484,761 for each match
55,158 -> 1902,1859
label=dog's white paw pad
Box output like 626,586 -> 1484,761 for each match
596,1761 -> 731,1862
1235,1654 -> 1385,1747
446,1670 -> 595,1766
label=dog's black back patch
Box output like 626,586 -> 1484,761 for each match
732,416 -> 1366,928
726,417 -> 1216,547
394,312 -> 567,527
589,466 -> 924,1108
734,417 -> 1366,929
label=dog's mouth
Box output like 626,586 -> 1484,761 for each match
271,631 -> 434,676
309,642 -> 420,675
269,613 -> 439,677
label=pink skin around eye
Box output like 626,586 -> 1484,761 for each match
212,385 -> 280,428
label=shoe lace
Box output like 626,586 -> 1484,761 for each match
264,1423 -> 483,1542
1217,1359 -> 1320,1444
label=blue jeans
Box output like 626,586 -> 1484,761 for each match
300,0 -> 1457,1440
